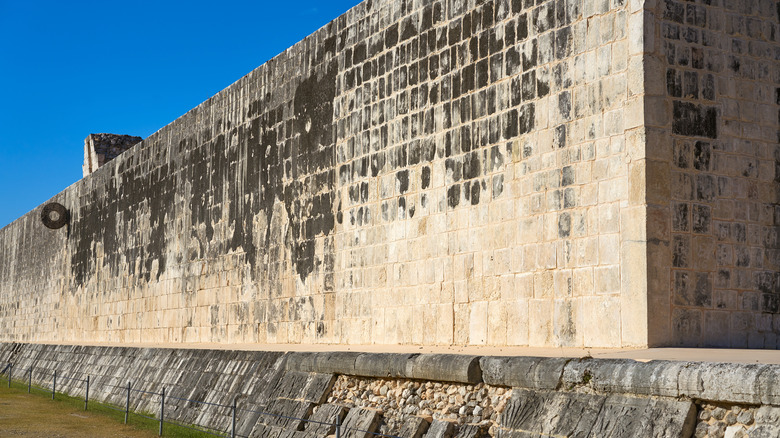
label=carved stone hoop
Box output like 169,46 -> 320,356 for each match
41,203 -> 69,230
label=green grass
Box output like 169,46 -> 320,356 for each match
1,373 -> 227,438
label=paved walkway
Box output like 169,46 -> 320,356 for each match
32,342 -> 780,365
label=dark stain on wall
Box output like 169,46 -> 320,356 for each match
672,101 -> 717,138
286,62 -> 338,282
72,143 -> 176,287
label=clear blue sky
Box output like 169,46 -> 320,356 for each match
0,0 -> 358,229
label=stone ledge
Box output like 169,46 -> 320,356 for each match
5,344 -> 780,407
286,352 -> 780,406
480,356 -> 568,390
286,352 -> 482,384
560,358 -> 780,406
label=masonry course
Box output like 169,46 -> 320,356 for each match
0,1 -> 778,350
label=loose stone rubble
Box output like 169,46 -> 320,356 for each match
327,376 -> 512,435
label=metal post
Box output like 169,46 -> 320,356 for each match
84,376 -> 90,411
231,396 -> 237,438
336,412 -> 341,438
8,363 -> 11,388
159,387 -> 165,436
125,381 -> 131,424
52,370 -> 56,400
27,368 -> 31,393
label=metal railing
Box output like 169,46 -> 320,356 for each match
0,361 -> 400,438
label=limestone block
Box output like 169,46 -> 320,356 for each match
581,296 -> 621,348
304,404 -> 347,436
528,300 -> 553,347
757,365 -> 780,405
454,424 -> 489,438
425,420 -> 456,438
752,406 -> 780,436
590,394 -> 696,437
398,416 -> 430,438
562,358 -> 684,397
340,407 -> 382,438
480,356 -> 568,390
469,301 -> 488,345
499,389 -> 605,436
408,354 -> 482,384
678,362 -> 767,405
353,353 -> 418,379
499,389 -> 695,438
260,399 -> 314,429
250,424 -> 284,438
287,352 -> 360,375
505,299 -> 530,346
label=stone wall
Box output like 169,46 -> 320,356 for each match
643,0 -> 780,347
4,343 -> 780,437
0,0 -> 648,348
0,0 -> 777,348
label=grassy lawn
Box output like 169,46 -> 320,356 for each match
0,377 -> 223,437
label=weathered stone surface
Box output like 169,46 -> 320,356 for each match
339,407 -> 382,438
562,358 -> 684,397
409,355 -> 482,384
500,389 -> 605,437
397,416 -> 429,438
678,362 -> 767,405
454,424 -> 489,438
267,371 -> 335,405
82,133 -> 142,176
498,389 -> 695,438
6,0 -> 768,353
261,399 -> 314,430
480,356 -> 568,390
250,423 -> 284,438
647,0 -> 780,348
756,366 -> 780,406
287,352 -> 360,376
425,420 -> 456,438
0,343 -> 286,437
748,424 -> 780,438
287,353 -> 480,384
304,403 -> 347,436
5,342 -> 780,438
591,395 -> 696,438
353,353 -> 419,379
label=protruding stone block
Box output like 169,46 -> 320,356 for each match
82,133 -> 141,176
480,356 -> 568,389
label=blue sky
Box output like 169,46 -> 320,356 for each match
0,0 -> 358,229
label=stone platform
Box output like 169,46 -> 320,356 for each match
2,343 -> 779,437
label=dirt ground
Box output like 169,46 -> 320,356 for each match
0,389 -> 159,438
